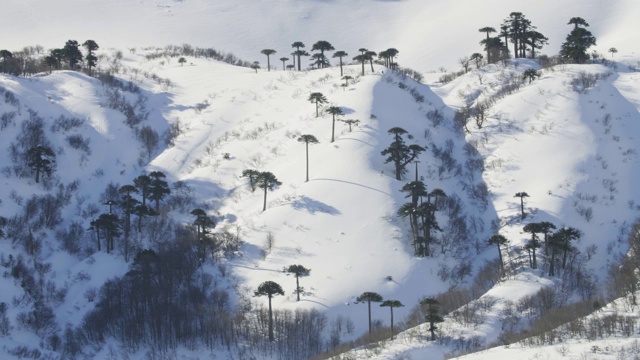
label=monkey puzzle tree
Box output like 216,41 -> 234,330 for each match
63,40 -> 83,69
381,127 -> 425,181
297,134 -> 319,182
191,208 -> 216,262
333,50 -> 348,76
308,92 -> 328,117
478,27 -> 496,63
256,171 -> 282,211
421,297 -> 444,341
254,281 -> 285,341
279,57 -> 289,70
260,49 -> 276,71
326,106 -> 344,143
0,50 -> 13,73
488,234 -> 509,274
609,47 -> 618,58
560,17 -> 597,64
340,118 -> 359,132
353,54 -> 367,76
470,53 -> 484,69
241,169 -> 260,192
523,68 -> 540,84
537,221 -> 557,255
342,75 -> 353,87
356,291 -> 383,335
291,41 -> 306,71
548,227 -> 582,275
149,171 -> 170,212
514,192 -> 530,220
523,223 -> 543,269
251,61 -> 260,73
82,40 -> 99,75
26,144 -> 55,183
118,185 -> 139,241
380,300 -> 404,339
364,50 -> 377,73
285,264 -> 311,301
311,40 -> 335,68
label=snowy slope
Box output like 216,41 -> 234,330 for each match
1,1 -> 640,359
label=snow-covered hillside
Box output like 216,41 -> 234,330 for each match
1,1 -> 640,359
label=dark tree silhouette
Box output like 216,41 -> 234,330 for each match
241,169 -> 260,192
537,221 -> 557,255
63,40 -> 83,69
470,53 -> 484,69
381,127 -> 425,180
118,185 -> 139,256
251,61 -> 260,73
134,174 -> 152,206
26,145 -> 55,183
523,223 -> 544,269
340,118 -> 359,132
178,57 -> 187,66
326,106 -> 344,143
297,134 -> 319,182
279,57 -> 289,70
291,41 -> 306,71
353,54 -> 367,76
380,300 -> 404,339
356,291 -> 383,334
254,281 -> 285,341
525,31 -> 549,58
50,48 -> 65,70
549,227 -> 582,275
0,216 -> 7,238
609,47 -> 618,58
148,171 -> 171,212
83,40 -> 99,75
261,49 -> 276,71
191,208 -> 216,262
514,192 -> 530,220
560,17 -> 597,63
95,213 -> 120,254
379,48 -> 399,68
523,69 -> 540,84
333,51 -> 348,76
0,50 -> 13,73
256,171 -> 282,211
421,297 -> 444,340
488,234 -> 509,274
285,264 -> 311,301
478,27 -> 496,63
308,92 -> 328,117
342,75 -> 353,87
364,50 -> 377,73
311,40 -> 335,68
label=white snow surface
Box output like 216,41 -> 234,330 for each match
0,1 -> 640,359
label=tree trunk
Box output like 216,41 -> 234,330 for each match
263,187 -> 268,212
268,296 -> 274,341
367,301 -> 372,334
331,116 -> 335,142
497,244 -> 504,274
296,275 -> 300,301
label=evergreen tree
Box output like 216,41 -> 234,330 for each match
522,68 -> 540,84
339,118 -> 359,132
0,50 -> 13,73
256,171 -> 282,211
291,41 -> 306,71
548,227 -> 582,275
560,17 -> 597,63
279,57 -> 289,70
118,185 -> 139,253
353,54 -> 367,76
254,281 -> 284,341
523,223 -> 544,269
381,127 -> 425,181
364,50 -> 377,73
380,300 -> 404,339
191,208 -> 216,262
333,51 -> 348,76
342,75 -> 353,87
260,49 -> 276,71
326,106 -> 344,143
355,292 -> 383,334
470,53 -> 484,69
251,61 -> 260,73
82,40 -> 99,75
241,169 -> 260,192
478,27 -> 496,63
148,171 -> 171,212
63,40 -> 83,69
488,234 -> 509,274
26,144 -> 55,183
133,174 -> 152,206
525,30 -> 548,58
96,213 -> 120,254
514,192 -> 530,220
50,49 -> 65,70
308,92 -> 328,117
311,40 -> 335,68
297,134 -> 319,182
285,264 -> 311,301
420,297 -> 444,340
608,47 -> 618,58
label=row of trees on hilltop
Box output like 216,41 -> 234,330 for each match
0,40 -> 99,76
259,40 -> 399,75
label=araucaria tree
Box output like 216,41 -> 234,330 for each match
256,171 -> 282,211
381,127 -> 426,180
326,106 -> 344,143
514,192 -> 530,220
241,169 -> 260,192
63,40 -> 83,69
523,68 -> 540,84
308,92 -> 328,117
478,27 -> 496,63
291,41 -> 306,71
560,17 -> 597,63
148,171 -> 171,212
254,281 -> 285,341
311,40 -> 335,69
523,223 -> 543,269
380,300 -> 404,339
548,227 -> 582,276
285,264 -> 311,301
421,297 -> 444,341
260,49 -> 276,71
26,144 -> 55,183
297,135 -> 319,182
356,291 -> 383,334
83,40 -> 99,75
279,57 -> 289,70
333,51 -> 348,76
488,234 -> 509,275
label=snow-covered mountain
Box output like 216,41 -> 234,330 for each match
0,1 -> 639,359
